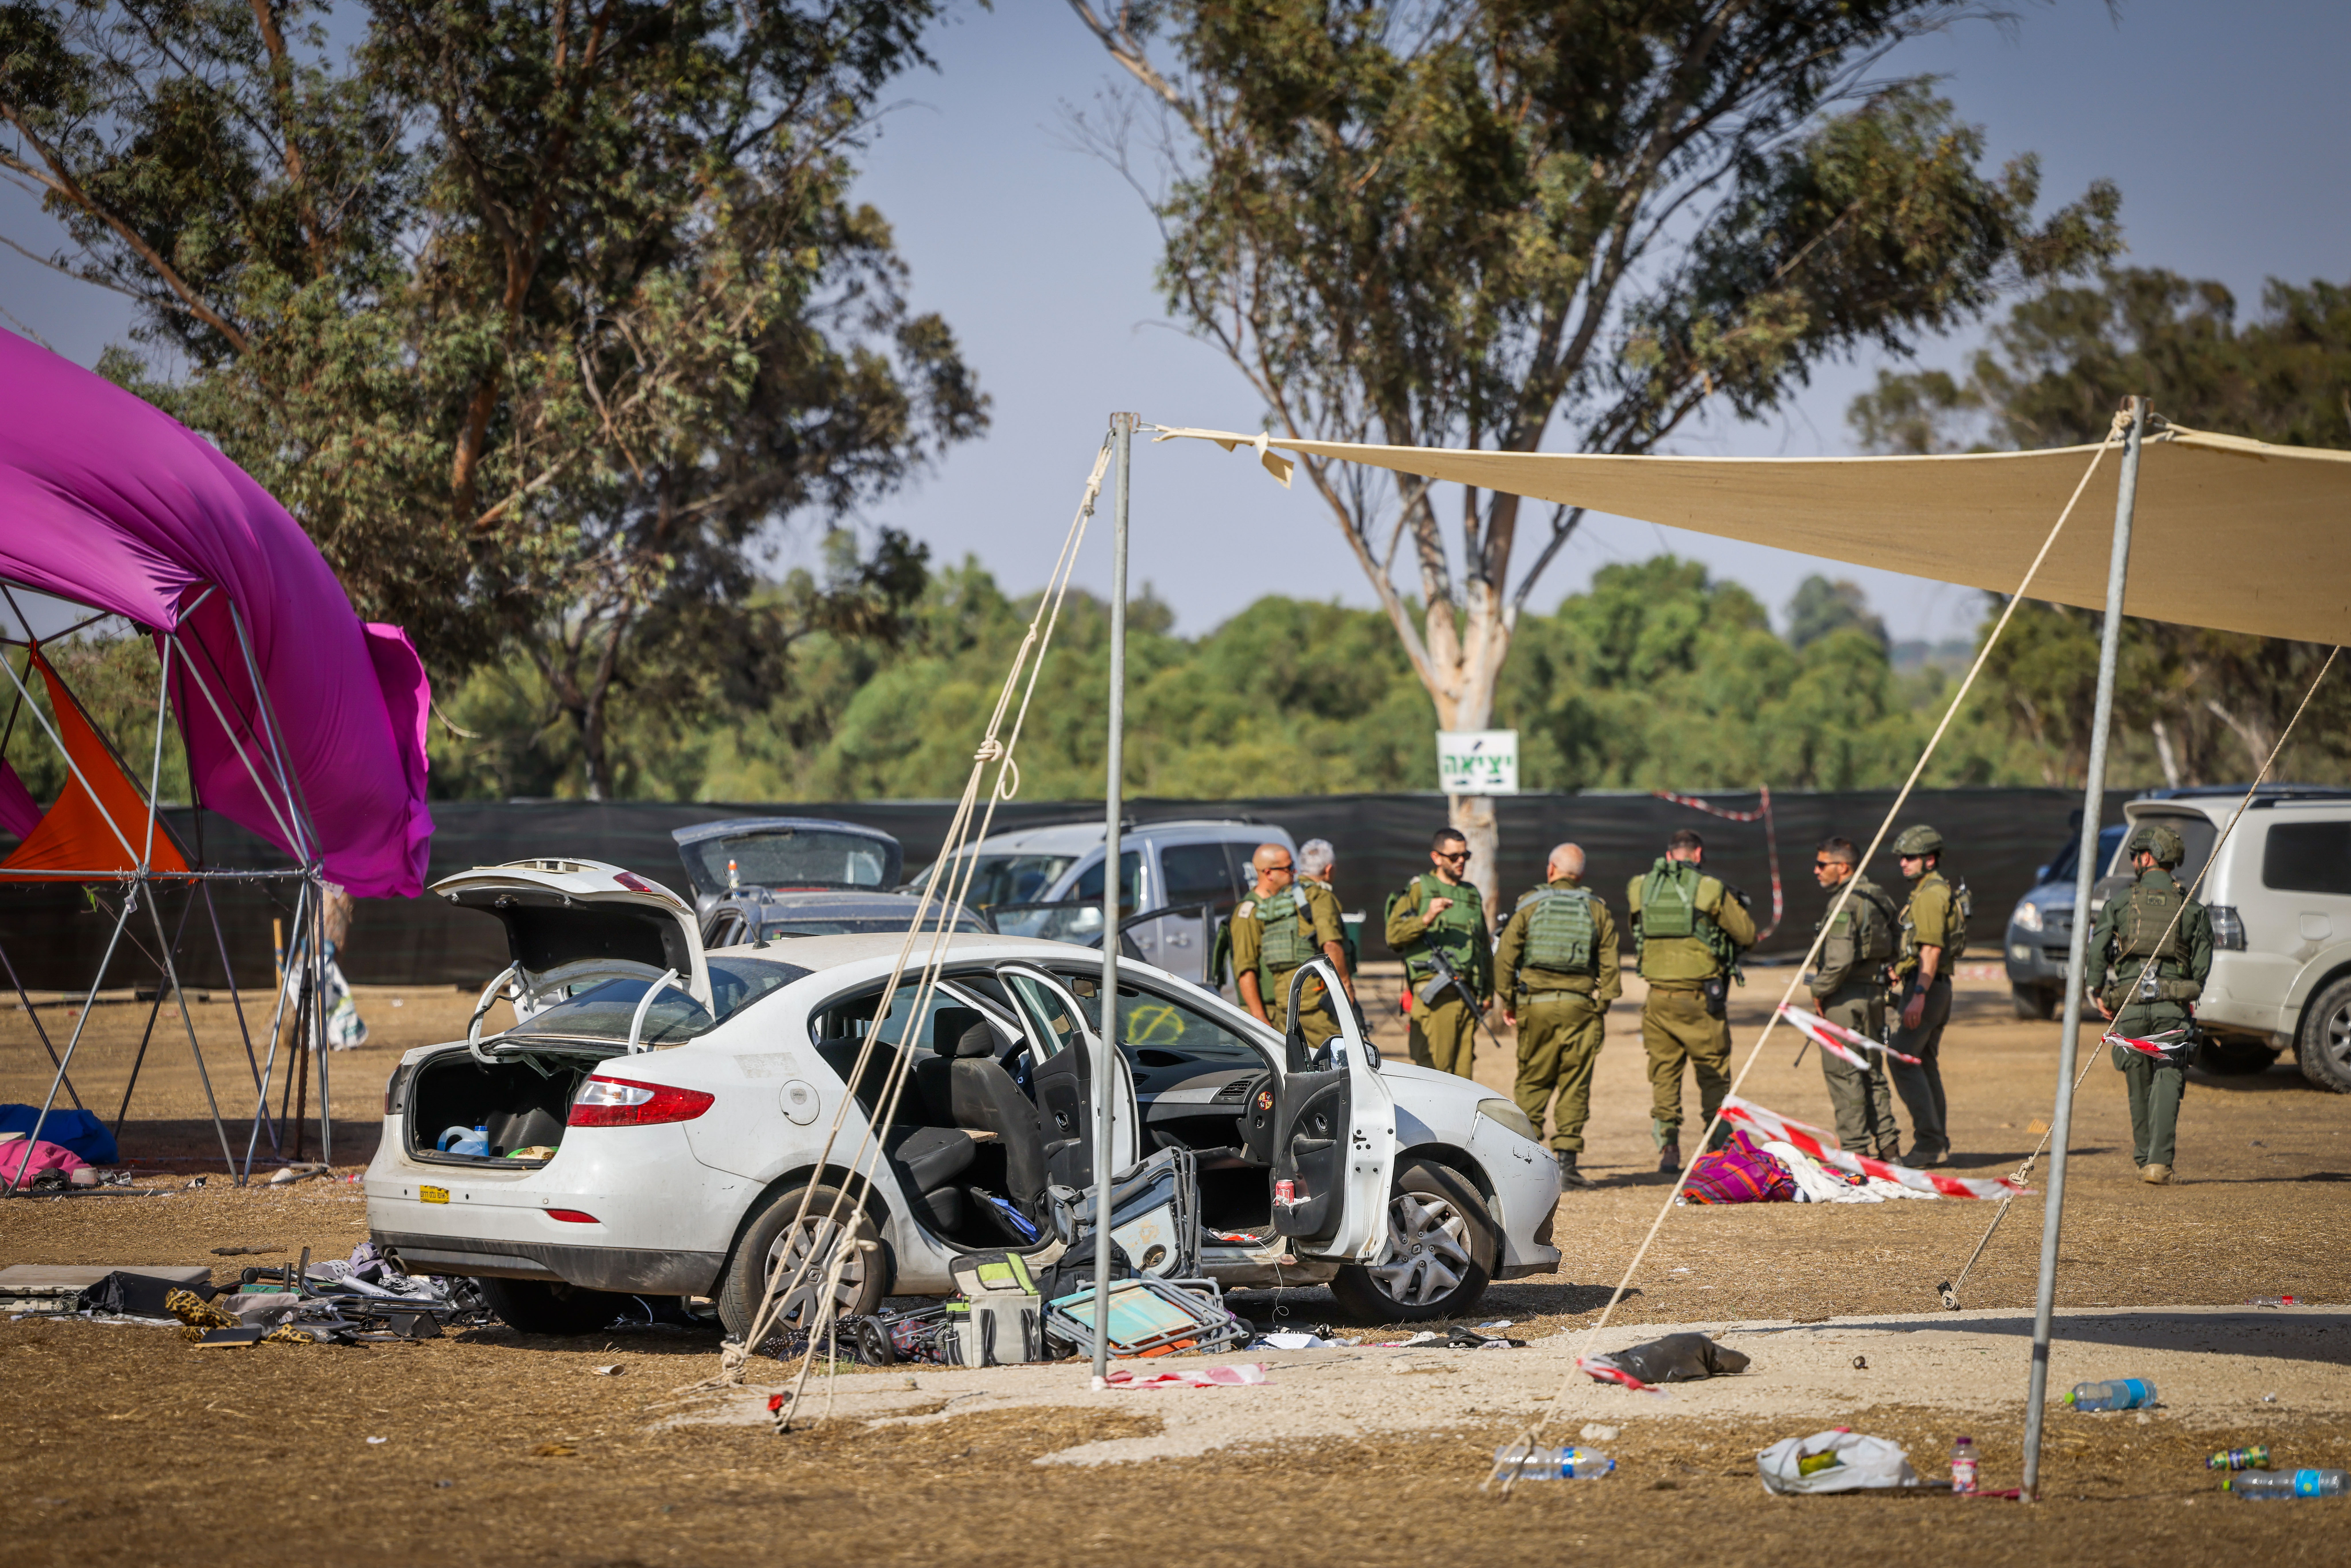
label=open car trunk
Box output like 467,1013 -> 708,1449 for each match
400,1045 -> 617,1167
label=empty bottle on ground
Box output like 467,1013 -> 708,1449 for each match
2227,1469 -> 2348,1499
1950,1435 -> 1978,1494
1493,1444 -> 1615,1479
2064,1378 -> 2157,1411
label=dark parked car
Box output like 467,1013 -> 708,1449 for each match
2003,822 -> 2127,1019
672,817 -> 982,947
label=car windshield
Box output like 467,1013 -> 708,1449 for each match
917,851 -> 1076,909
684,829 -> 890,893
763,914 -> 987,938
503,956 -> 810,1046
1061,977 -> 1267,1070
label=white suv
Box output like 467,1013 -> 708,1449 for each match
2100,790 -> 2351,1089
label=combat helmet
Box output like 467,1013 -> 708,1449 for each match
1892,824 -> 1944,857
2128,822 -> 2186,867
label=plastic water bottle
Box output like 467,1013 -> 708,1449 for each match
2227,1469 -> 2348,1499
2064,1378 -> 2157,1411
2208,1445 -> 2271,1471
1951,1435 -> 1978,1494
1493,1444 -> 1614,1479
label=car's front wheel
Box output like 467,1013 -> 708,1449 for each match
2297,977 -> 2351,1093
718,1182 -> 887,1343
476,1276 -> 634,1336
1329,1159 -> 1497,1324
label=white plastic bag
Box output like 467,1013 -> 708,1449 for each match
1756,1429 -> 1919,1494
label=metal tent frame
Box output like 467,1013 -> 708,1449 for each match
1,577 -> 335,1192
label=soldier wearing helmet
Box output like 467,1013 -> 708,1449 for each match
1888,824 -> 1970,1167
2087,821 -> 2212,1185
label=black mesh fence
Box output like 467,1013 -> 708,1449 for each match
0,788 -> 2115,991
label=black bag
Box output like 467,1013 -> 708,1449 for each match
75,1271 -> 214,1318
1701,974 -> 1729,1020
1593,1331 -> 1749,1383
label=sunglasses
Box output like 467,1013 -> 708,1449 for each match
1436,849 -> 1472,863
1264,863 -> 1295,874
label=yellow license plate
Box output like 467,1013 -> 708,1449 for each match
420,1185 -> 449,1204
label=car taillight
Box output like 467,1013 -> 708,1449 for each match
567,1075 -> 714,1127
2210,905 -> 2246,950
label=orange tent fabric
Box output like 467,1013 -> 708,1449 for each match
0,649 -> 190,881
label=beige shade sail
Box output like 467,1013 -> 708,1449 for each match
1158,424 -> 2351,646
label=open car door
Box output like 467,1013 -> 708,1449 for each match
999,963 -> 1139,1191
1271,959 -> 1396,1260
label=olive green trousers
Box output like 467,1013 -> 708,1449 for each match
1641,985 -> 1730,1137
1512,994 -> 1606,1153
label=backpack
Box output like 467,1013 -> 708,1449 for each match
1848,881 -> 1899,966
1518,886 -> 1597,974
1639,861 -> 1700,939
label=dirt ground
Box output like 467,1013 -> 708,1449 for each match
6,966 -> 2351,1564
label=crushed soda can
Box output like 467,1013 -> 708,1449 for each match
2207,1445 -> 2271,1472
2247,1296 -> 2300,1308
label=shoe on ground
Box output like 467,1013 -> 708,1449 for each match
1555,1151 -> 1596,1191
1911,1143 -> 1950,1169
1875,1145 -> 1903,1164
1656,1141 -> 1682,1174
2141,1162 -> 2173,1185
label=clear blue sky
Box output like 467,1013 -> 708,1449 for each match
5,0 -> 2345,643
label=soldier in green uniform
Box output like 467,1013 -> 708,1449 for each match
1295,838 -> 1358,1026
1806,836 -> 1902,1160
2088,823 -> 2212,1185
1887,823 -> 1969,1167
1384,828 -> 1492,1077
1495,842 -> 1620,1190
1626,829 -> 1756,1171
1231,843 -> 1346,1046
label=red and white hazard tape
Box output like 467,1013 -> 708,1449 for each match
1780,1003 -> 1923,1066
2103,1028 -> 2192,1059
1653,784 -> 1782,941
1576,1356 -> 1668,1396
1721,1095 -> 2027,1200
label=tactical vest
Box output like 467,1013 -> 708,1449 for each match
1389,872 -> 1481,985
1633,859 -> 1736,979
1898,870 -> 1971,970
1517,885 -> 1598,975
1254,886 -> 1316,970
2115,873 -> 2187,963
1844,879 -> 1898,966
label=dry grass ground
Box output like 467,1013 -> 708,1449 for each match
5,966 -> 2351,1564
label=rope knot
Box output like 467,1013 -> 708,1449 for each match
973,737 -> 1004,763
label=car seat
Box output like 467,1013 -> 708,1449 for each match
942,1019 -> 1050,1225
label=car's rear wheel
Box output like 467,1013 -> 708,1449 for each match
1329,1159 -> 1497,1324
2297,978 -> 2351,1093
2011,983 -> 2057,1020
476,1276 -> 634,1336
718,1182 -> 887,1343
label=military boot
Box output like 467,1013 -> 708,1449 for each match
1656,1139 -> 1682,1174
1555,1151 -> 1595,1191
2140,1163 -> 2173,1185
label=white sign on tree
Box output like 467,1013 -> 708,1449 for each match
1437,730 -> 1518,795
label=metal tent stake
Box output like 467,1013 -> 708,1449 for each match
1092,412 -> 1135,1379
2021,396 -> 2146,1498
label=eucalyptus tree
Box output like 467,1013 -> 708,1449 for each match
1069,0 -> 2116,897
1,0 -> 984,797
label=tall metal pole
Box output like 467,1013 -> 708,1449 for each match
1091,412 -> 1135,1379
2021,396 -> 2145,1497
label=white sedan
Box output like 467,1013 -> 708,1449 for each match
365,859 -> 1562,1336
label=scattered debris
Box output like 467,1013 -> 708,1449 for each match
1585,1332 -> 1749,1386
2249,1296 -> 2301,1308
268,1163 -> 330,1185
1852,1355 -> 1869,1370
1758,1431 -> 1920,1493
1092,1363 -> 1269,1391
533,1443 -> 578,1458
210,1245 -> 285,1257
592,1364 -> 625,1376
1580,1423 -> 1620,1442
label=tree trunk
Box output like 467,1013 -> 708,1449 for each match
1434,580 -> 1510,926
2150,716 -> 2183,789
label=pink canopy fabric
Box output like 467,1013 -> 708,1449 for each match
0,330 -> 432,897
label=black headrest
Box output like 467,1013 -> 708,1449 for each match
931,1006 -> 982,1054
951,1019 -> 1005,1059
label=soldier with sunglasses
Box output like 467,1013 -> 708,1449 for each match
1384,828 -> 1493,1077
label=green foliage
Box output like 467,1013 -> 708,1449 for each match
1787,576 -> 1889,652
1852,267 -> 2351,786
1070,0 -> 2119,788
1,0 -> 984,798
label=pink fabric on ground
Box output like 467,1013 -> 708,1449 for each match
1094,1363 -> 1269,1390
0,330 -> 432,896
0,1138 -> 88,1181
